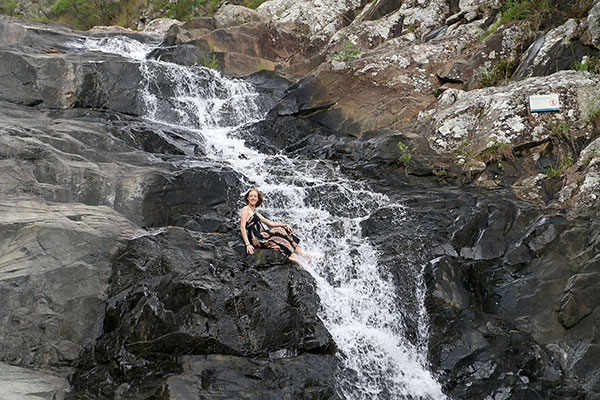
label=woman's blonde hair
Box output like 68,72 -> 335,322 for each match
243,188 -> 263,207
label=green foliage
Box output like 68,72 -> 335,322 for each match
550,121 -> 573,145
477,57 -> 519,88
500,0 -> 551,23
476,139 -> 514,163
572,54 -> 600,74
43,0 -> 230,30
588,102 -> 600,130
329,40 -> 360,62
500,0 -> 532,22
551,121 -> 570,137
544,163 -> 562,177
478,0 -> 551,40
0,0 -> 18,15
242,0 -> 266,9
152,0 -> 217,20
202,53 -> 219,70
51,0 -> 108,29
544,156 -> 574,177
397,141 -> 415,169
562,155 -> 574,169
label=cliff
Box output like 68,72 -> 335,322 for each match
1,0 -> 599,398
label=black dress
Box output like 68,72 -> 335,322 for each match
245,213 -> 300,257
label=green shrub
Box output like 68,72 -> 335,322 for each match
545,163 -> 561,177
202,53 -> 219,70
544,156 -> 574,177
243,0 -> 267,9
328,40 -> 360,62
476,140 -> 514,163
551,121 -> 570,139
573,54 -> 600,74
478,0 -> 552,40
477,57 -> 519,87
397,141 -> 415,170
0,0 -> 18,15
51,0 -> 106,29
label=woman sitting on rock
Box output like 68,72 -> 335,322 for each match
240,187 -> 309,265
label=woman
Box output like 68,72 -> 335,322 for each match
240,188 -> 309,265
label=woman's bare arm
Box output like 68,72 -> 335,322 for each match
256,212 -> 292,233
240,207 -> 254,253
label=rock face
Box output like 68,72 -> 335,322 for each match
256,0 -> 364,42
0,16 -> 338,400
3,0 -> 600,399
159,15 -> 315,76
70,228 -> 337,398
424,198 -> 600,398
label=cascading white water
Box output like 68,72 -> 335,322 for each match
84,35 -> 446,400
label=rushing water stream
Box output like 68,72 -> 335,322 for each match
83,35 -> 446,400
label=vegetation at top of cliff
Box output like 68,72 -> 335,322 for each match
0,0 -> 17,15
478,0 -> 552,40
1,0 -> 267,30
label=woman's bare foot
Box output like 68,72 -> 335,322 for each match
296,248 -> 313,262
289,253 -> 305,266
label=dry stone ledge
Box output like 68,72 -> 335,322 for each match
213,4 -> 267,29
256,0 -> 364,42
0,362 -> 69,400
421,70 -> 600,156
0,196 -> 135,370
142,18 -> 183,35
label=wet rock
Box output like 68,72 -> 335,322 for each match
142,164 -> 244,232
165,354 -> 341,399
424,198 -> 600,399
0,196 -> 135,372
558,272 -> 600,328
0,47 -> 145,113
69,227 -> 337,398
513,18 -> 594,80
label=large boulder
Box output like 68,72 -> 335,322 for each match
256,0 -> 365,43
69,227 -> 338,398
424,195 -> 600,399
514,18 -> 595,80
270,19 -> 481,137
213,4 -> 267,29
159,19 -> 313,76
412,70 -> 600,207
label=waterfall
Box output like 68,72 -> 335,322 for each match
83,35 -> 446,400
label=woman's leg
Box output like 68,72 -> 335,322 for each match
295,246 -> 312,261
289,253 -> 303,265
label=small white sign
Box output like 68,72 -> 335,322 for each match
529,94 -> 560,112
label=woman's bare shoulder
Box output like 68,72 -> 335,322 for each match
241,205 -> 252,215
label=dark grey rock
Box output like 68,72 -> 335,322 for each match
69,227 -> 337,398
559,272 -> 600,328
